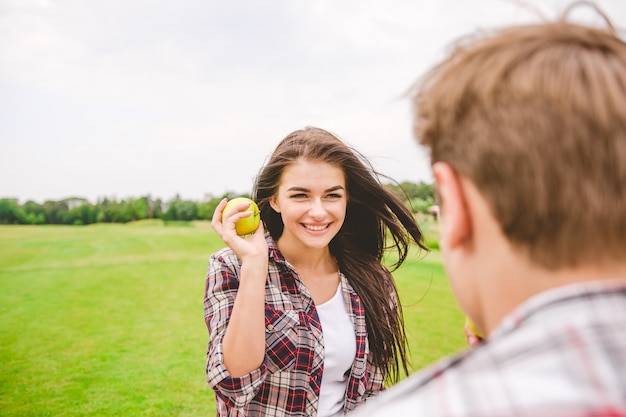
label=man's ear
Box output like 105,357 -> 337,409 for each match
432,162 -> 471,250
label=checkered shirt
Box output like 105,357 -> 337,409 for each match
204,235 -> 386,416
352,279 -> 626,417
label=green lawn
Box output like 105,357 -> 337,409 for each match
0,222 -> 467,416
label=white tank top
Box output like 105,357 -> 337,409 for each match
316,283 -> 357,417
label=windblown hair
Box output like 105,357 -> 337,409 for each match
412,6 -> 626,269
253,127 -> 427,382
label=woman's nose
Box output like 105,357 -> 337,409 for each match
308,198 -> 325,218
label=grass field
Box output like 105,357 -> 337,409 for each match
0,221 -> 467,416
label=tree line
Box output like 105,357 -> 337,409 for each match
0,182 -> 435,225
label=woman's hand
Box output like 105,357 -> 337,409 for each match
211,198 -> 267,262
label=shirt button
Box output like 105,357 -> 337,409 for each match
267,324 -> 274,331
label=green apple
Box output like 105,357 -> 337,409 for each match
222,197 -> 261,236
465,316 -> 484,339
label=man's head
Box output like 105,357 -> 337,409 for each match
412,13 -> 626,270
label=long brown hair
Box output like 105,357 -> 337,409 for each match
253,127 -> 427,382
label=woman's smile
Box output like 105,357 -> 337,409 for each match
302,223 -> 331,232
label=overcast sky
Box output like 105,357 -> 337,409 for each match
1,0 -> 624,203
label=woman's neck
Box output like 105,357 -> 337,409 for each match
276,236 -> 335,274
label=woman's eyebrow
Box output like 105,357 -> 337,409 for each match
325,185 -> 345,192
286,186 -> 310,192
285,185 -> 345,192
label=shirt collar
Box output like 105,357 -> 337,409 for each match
492,278 -> 626,340
266,234 -> 285,264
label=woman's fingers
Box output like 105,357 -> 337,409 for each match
210,198 -> 229,233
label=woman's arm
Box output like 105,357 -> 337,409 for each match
210,198 -> 269,377
221,256 -> 267,376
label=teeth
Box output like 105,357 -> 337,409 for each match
304,224 -> 327,231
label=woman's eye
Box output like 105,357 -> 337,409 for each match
326,193 -> 343,199
291,193 -> 307,199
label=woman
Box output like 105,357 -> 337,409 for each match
204,127 -> 427,416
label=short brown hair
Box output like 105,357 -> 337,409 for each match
412,14 -> 626,268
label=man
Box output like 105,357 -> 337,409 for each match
352,6 -> 626,417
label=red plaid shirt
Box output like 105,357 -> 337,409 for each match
204,235 -> 386,416
351,279 -> 626,417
